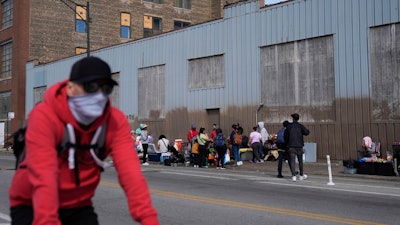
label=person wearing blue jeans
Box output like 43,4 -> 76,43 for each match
276,120 -> 290,178
231,143 -> 241,166
230,124 -> 243,166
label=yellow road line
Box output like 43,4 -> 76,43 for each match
100,181 -> 386,225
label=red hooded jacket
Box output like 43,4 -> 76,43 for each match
9,80 -> 159,225
187,128 -> 198,143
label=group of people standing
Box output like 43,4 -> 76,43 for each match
134,112 -> 310,182
186,112 -> 310,182
187,124 -> 229,169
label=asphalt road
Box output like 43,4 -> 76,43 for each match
1,155 -> 399,225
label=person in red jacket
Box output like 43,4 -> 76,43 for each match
9,57 -> 159,225
187,124 -> 198,145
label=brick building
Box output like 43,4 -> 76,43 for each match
0,0 -> 249,144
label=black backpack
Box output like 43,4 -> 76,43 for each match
12,125 -> 27,169
13,123 -> 107,186
241,135 -> 249,147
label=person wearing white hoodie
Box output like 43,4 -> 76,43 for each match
258,121 -> 269,160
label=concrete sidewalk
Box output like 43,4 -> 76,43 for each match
2,147 -> 399,181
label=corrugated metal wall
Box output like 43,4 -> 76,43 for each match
26,0 -> 400,160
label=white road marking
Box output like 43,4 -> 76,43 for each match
0,212 -> 10,221
0,212 -> 10,225
161,171 -> 237,180
259,181 -> 400,198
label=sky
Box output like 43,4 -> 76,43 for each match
264,0 -> 285,4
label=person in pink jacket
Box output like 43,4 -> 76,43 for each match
9,57 -> 159,225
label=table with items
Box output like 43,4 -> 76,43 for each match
344,139 -> 399,176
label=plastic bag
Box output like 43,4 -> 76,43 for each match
224,152 -> 230,164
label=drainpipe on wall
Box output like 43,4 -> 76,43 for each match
255,103 -> 264,125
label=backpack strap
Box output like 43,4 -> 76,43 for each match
61,123 -> 109,186
62,123 -> 109,168
65,124 -> 77,170
13,126 -> 27,169
88,124 -> 111,169
95,122 -> 107,160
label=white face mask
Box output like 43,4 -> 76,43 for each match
68,92 -> 108,125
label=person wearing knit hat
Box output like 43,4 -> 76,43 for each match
9,56 -> 159,225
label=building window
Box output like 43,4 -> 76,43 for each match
370,24 -> 400,120
188,55 -> 224,90
0,91 -> 11,119
33,86 -> 46,106
1,41 -> 12,79
174,0 -> 190,9
109,73 -> 120,108
1,0 -> 13,29
174,20 -> 190,29
260,36 -> 335,123
144,0 -> 163,3
75,47 -> 87,55
143,16 -> 162,37
138,65 -> 165,119
120,13 -> 131,39
75,5 -> 87,33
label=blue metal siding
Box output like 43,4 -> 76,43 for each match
390,0 -> 399,22
25,0 -> 400,114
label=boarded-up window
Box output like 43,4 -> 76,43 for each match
260,36 -> 335,122
120,13 -> 131,39
109,73 -> 120,108
75,47 -> 87,55
33,86 -> 46,105
370,23 -> 400,120
75,5 -> 87,33
138,65 -> 165,119
143,16 -> 162,37
188,55 -> 224,90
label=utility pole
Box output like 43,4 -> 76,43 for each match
59,0 -> 91,57
86,2 -> 90,57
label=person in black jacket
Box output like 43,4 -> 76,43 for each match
284,113 -> 310,182
276,120 -> 290,178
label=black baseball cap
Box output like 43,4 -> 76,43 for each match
291,113 -> 300,120
69,56 -> 118,85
